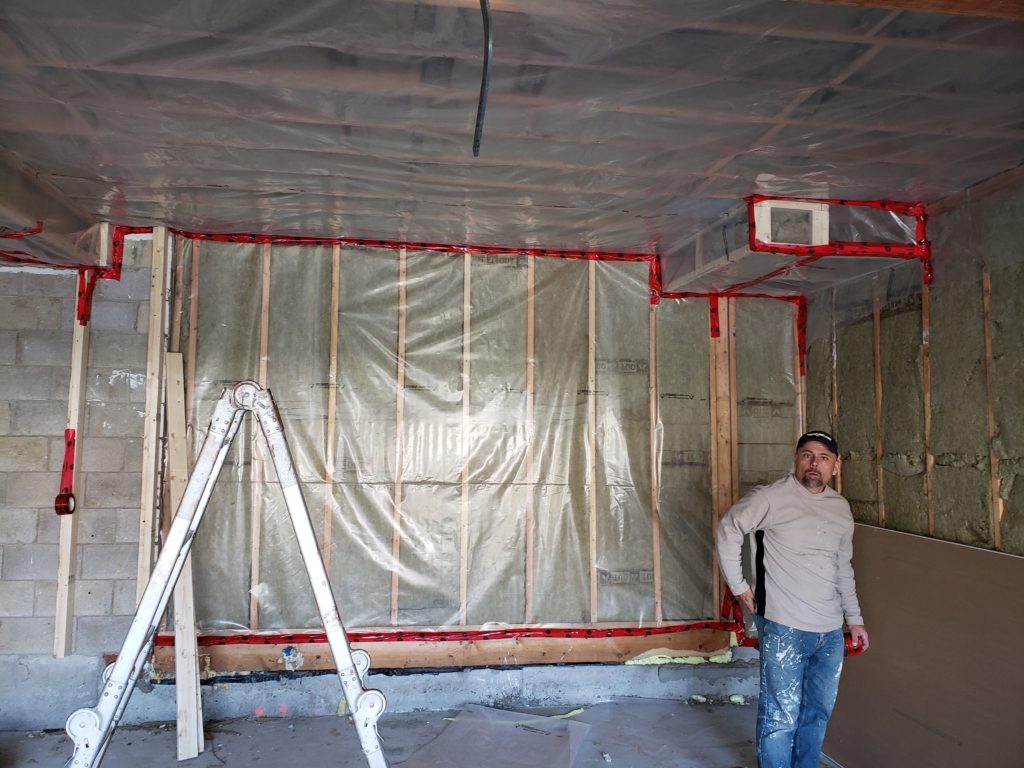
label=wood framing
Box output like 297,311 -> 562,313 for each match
648,304 -> 662,623
185,240 -> 200,428
830,289 -> 842,495
524,257 -> 536,622
587,259 -> 598,622
166,352 -> 203,761
53,278 -> 91,657
981,270 -> 1003,550
152,627 -> 733,674
137,227 -> 168,603
872,282 -> 885,528
459,252 -> 472,624
390,248 -> 408,624
922,282 -> 935,536
793,303 -> 806,439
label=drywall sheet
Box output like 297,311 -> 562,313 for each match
656,299 -> 713,620
826,525 -> 1024,767
400,704 -> 590,768
879,289 -> 926,536
735,299 -> 796,497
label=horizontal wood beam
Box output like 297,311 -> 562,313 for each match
151,629 -> 733,674
797,0 -> 1024,21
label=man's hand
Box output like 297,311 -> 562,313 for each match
848,624 -> 870,651
736,588 -> 755,614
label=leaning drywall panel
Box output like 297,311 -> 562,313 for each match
826,525 -> 1024,768
879,286 -> 927,536
981,186 -> 1024,556
656,299 -> 713,620
735,299 -> 796,497
190,242 -> 261,629
594,262 -> 654,621
927,211 -> 991,548
834,279 -> 877,525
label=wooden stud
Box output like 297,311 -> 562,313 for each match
459,253 -> 472,625
170,234 -> 186,354
390,248 -> 408,625
323,245 -> 341,569
922,281 -> 935,536
648,304 -> 662,623
249,243 -> 272,628
185,240 -> 201,429
873,281 -> 885,527
137,227 -> 169,603
524,256 -> 536,623
709,297 -> 737,619
587,259 -> 598,622
831,290 -> 842,494
793,303 -> 806,439
166,352 -> 204,761
53,282 -> 91,657
981,270 -> 1003,550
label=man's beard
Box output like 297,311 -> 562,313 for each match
800,474 -> 824,490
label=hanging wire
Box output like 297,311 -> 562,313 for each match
472,0 -> 493,157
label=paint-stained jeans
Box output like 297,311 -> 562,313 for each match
755,616 -> 844,768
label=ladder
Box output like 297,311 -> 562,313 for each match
64,381 -> 389,768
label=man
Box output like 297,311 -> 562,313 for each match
716,430 -> 869,768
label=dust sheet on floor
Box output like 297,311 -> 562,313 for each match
396,704 -> 591,767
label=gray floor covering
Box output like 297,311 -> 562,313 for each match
0,699 -> 773,767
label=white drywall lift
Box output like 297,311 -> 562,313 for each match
63,381 -> 389,768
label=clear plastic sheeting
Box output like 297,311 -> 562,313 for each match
181,242 -> 721,630
2,1 -> 1023,274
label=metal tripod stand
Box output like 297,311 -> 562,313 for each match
64,381 -> 389,768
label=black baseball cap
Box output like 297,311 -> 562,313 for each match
797,430 -> 839,455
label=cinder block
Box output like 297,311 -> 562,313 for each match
75,615 -> 133,655
0,365 -> 57,401
0,399 -> 10,434
79,437 -> 126,472
60,579 -> 114,616
19,272 -> 75,297
47,436 -> 65,472
88,333 -> 147,369
77,509 -> 119,543
83,473 -> 141,508
16,330 -> 72,366
12,400 -> 68,436
36,509 -> 60,543
122,438 -> 144,471
0,508 -> 38,543
120,239 -> 151,270
0,436 -> 49,471
1,543 -> 58,580
80,543 -> 138,580
115,509 -> 140,544
0,296 -> 63,330
6,471 -> 61,507
86,369 -> 131,402
126,369 -> 147,403
89,301 -> 140,333
136,303 -> 149,335
49,365 -> 71,399
32,580 -> 56,616
86,401 -> 144,438
112,579 -> 137,615
0,331 -> 16,364
0,271 -> 22,295
0,581 -> 35,616
94,267 -> 150,301
0,616 -> 54,654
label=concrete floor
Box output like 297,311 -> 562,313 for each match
1,699 -> 771,768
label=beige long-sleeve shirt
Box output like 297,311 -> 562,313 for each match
716,473 -> 864,633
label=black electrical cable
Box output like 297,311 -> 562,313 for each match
473,0 -> 492,157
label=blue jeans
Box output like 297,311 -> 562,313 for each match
755,616 -> 844,768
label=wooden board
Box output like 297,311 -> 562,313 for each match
152,628 -> 733,674
826,525 -> 1024,767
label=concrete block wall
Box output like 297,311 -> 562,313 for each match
0,238 -> 151,662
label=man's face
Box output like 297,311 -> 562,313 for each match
794,441 -> 839,493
